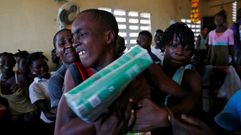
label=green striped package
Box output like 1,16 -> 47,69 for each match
64,45 -> 153,123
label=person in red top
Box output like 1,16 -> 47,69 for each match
55,9 -> 172,135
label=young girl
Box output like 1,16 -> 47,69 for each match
27,52 -> 55,134
0,52 -> 37,122
145,22 -> 202,135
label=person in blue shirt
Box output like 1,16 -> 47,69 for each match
48,29 -> 78,116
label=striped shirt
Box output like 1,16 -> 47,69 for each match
208,29 -> 234,46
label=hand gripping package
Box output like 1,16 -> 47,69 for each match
64,45 -> 153,123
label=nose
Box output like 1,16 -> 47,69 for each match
65,40 -> 72,48
175,45 -> 184,55
40,65 -> 48,73
72,35 -> 80,49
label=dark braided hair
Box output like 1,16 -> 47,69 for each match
155,29 -> 164,34
139,30 -> 152,42
162,22 -> 194,53
0,52 -> 16,68
13,50 -> 30,73
14,49 -> 29,59
26,52 -> 48,67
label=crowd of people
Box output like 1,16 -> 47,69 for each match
1,8 -> 241,135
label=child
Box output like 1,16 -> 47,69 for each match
146,22 -> 202,134
27,52 -> 55,134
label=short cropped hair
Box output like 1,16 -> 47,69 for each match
215,10 -> 227,22
138,30 -> 152,42
80,9 -> 119,43
27,52 -> 48,66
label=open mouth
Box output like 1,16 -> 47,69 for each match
78,50 -> 87,58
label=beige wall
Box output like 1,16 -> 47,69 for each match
1,0 -> 237,62
1,0 -> 189,69
0,0 -> 238,69
0,0 -> 60,69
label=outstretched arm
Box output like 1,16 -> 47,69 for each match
146,63 -> 187,97
170,70 -> 201,114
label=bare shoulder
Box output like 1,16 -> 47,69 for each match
184,69 -> 201,82
183,69 -> 202,93
63,68 -> 76,93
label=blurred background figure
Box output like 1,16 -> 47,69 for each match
207,10 -> 234,66
231,8 -> 241,65
137,30 -> 161,63
116,35 -> 126,56
192,26 -> 209,68
151,29 -> 164,61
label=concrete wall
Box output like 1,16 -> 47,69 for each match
0,0 -> 183,69
1,0 -> 237,69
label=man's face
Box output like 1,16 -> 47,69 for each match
55,31 -> 77,64
72,13 -> 109,68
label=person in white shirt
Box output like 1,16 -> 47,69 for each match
27,52 -> 55,134
151,29 -> 164,61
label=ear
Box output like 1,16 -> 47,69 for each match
105,31 -> 115,44
53,48 -> 60,57
56,51 -> 60,57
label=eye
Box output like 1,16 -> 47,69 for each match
79,32 -> 88,37
184,45 -> 193,50
170,42 -> 178,48
58,41 -> 65,46
73,30 -> 88,41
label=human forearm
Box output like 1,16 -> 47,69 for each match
146,64 -> 187,96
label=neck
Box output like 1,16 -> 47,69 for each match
95,50 -> 117,71
216,25 -> 227,32
163,58 -> 180,77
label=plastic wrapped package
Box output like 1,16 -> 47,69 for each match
64,45 -> 153,123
